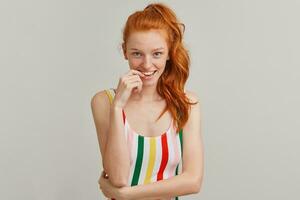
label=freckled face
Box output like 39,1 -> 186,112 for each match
123,29 -> 170,86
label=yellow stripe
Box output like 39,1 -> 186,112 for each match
105,89 -> 113,105
144,138 -> 156,184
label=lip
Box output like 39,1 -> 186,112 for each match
138,70 -> 157,73
138,70 -> 157,77
140,70 -> 157,79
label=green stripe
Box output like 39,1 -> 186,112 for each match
174,129 -> 183,200
179,128 -> 183,153
175,129 -> 183,177
131,135 -> 144,186
175,165 -> 179,199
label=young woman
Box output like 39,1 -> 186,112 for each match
91,3 -> 204,200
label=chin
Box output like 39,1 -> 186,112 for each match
142,80 -> 157,87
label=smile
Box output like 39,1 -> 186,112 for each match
140,70 -> 157,76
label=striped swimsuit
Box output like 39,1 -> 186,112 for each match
105,88 -> 183,200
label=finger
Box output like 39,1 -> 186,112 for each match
127,75 -> 143,83
99,181 -> 113,199
127,80 -> 142,90
127,80 -> 143,88
138,81 -> 143,92
99,175 -> 107,187
101,189 -> 112,199
126,74 -> 141,81
98,175 -> 104,184
127,69 -> 145,77
119,74 -> 140,86
123,80 -> 138,91
133,85 -> 143,94
132,78 -> 143,93
98,177 -> 102,186
127,78 -> 143,88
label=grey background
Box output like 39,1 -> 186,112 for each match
1,0 -> 299,199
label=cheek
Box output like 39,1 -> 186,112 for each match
155,59 -> 167,69
129,59 -> 142,67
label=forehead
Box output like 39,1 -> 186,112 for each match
127,30 -> 169,50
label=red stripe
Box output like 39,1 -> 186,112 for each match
157,133 -> 169,181
122,109 -> 126,125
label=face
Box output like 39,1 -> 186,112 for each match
123,29 -> 170,86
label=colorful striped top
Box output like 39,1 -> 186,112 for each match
104,88 -> 183,200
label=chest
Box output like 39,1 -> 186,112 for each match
123,100 -> 173,137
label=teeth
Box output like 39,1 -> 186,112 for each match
142,71 -> 156,76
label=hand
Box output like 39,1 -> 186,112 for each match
99,171 -> 171,200
98,170 -> 129,200
113,69 -> 145,109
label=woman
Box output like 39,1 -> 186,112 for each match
91,3 -> 204,200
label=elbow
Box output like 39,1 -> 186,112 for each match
102,155 -> 130,187
191,176 -> 203,194
109,177 -> 128,187
103,164 -> 129,187
103,168 -> 129,187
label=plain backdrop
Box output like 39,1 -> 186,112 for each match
1,0 -> 299,199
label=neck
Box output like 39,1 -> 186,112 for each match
130,85 -> 163,102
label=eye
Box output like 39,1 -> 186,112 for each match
132,52 -> 142,57
153,52 -> 163,57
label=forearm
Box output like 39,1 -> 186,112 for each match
124,172 -> 200,200
104,106 -> 130,186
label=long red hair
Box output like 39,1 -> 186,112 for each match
122,3 -> 198,133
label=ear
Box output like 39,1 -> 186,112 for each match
122,43 -> 128,60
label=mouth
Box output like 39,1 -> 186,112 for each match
139,70 -> 158,77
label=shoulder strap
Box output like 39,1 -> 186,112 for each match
104,88 -> 126,124
104,88 -> 116,105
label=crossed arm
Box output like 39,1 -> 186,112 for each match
106,171 -> 201,200
93,90 -> 204,199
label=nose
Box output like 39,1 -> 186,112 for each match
142,55 -> 153,70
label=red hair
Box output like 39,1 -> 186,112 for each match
122,3 -> 198,133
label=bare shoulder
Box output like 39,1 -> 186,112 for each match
90,90 -> 111,135
185,90 -> 200,105
182,90 -> 204,191
90,89 -> 112,127
90,90 -> 111,160
91,90 -> 110,110
184,90 -> 201,125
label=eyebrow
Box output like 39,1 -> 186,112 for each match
129,47 -> 165,51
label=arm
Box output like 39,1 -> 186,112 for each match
122,91 -> 204,199
91,91 -> 130,187
123,172 -> 199,200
